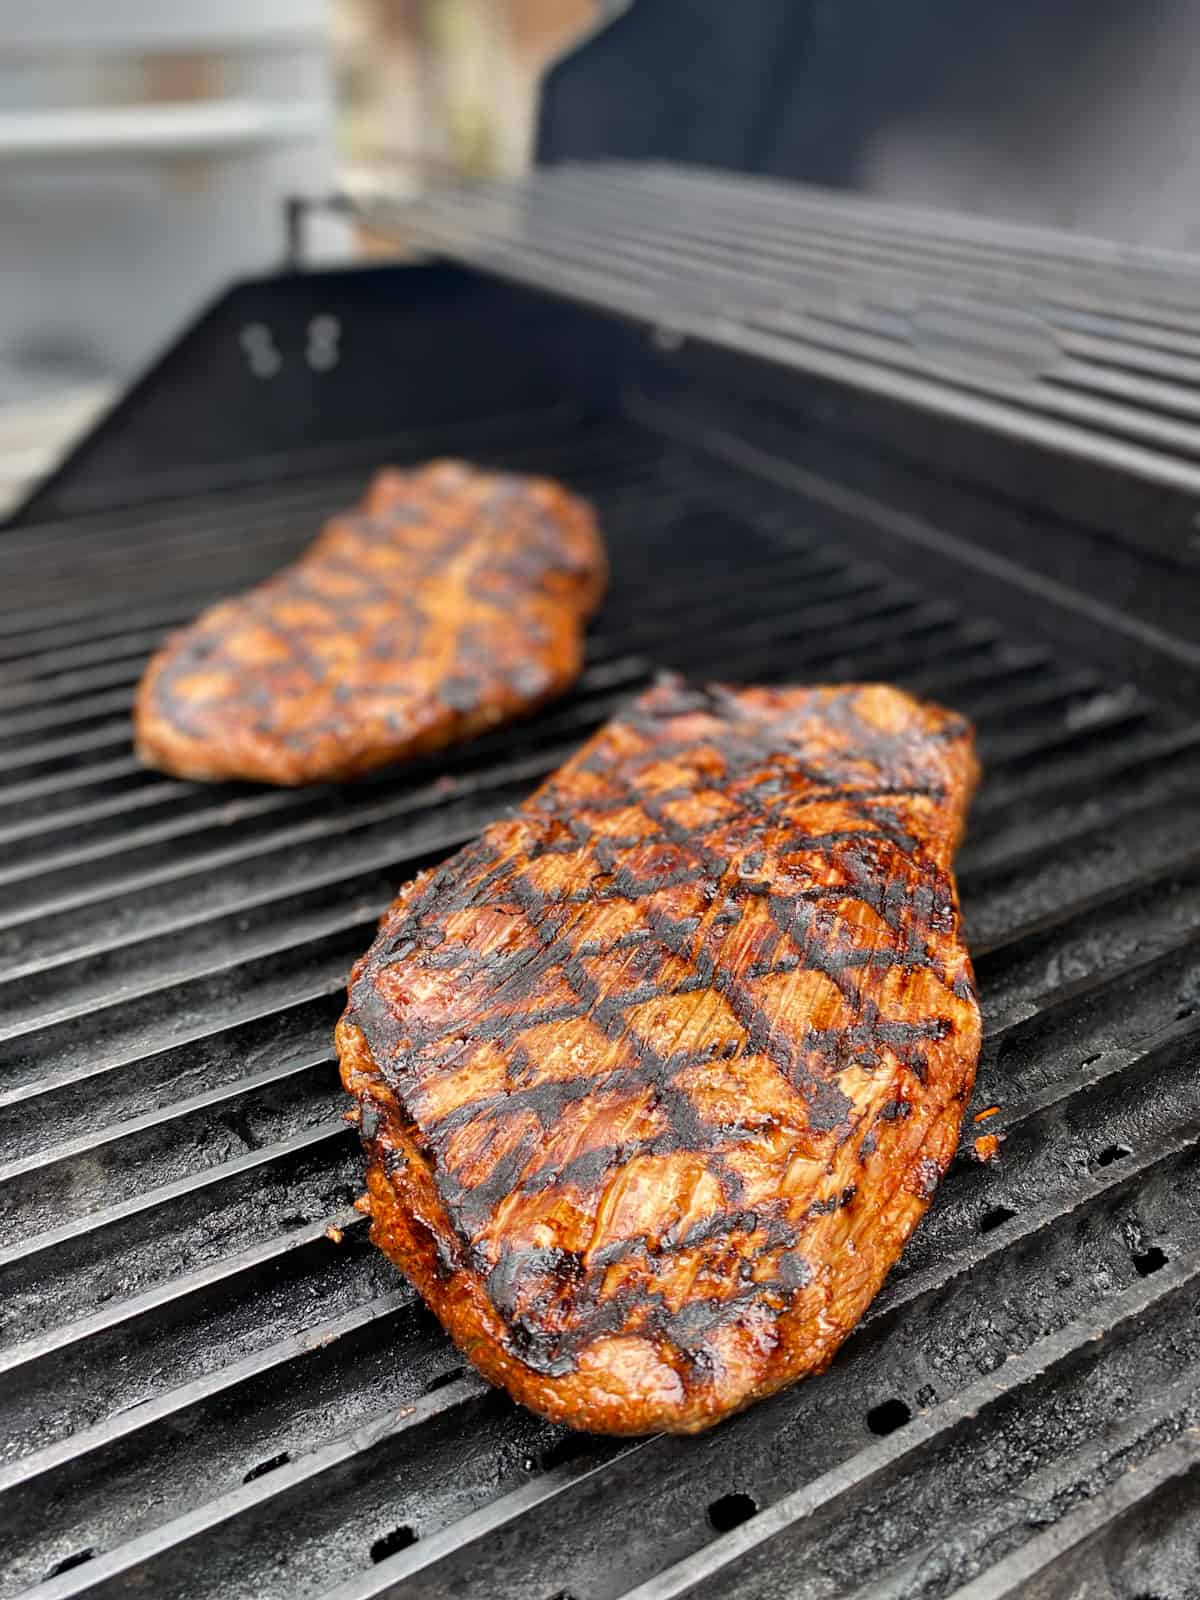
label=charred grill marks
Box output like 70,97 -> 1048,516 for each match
135,459 -> 606,785
338,676 -> 981,1434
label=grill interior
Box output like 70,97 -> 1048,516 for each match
4,319 -> 1200,1598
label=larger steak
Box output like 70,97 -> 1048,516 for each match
337,676 -> 981,1434
135,460 -> 606,785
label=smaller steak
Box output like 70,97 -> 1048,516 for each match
135,460 -> 606,785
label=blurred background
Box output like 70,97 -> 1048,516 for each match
8,0 -> 1200,514
0,0 -> 596,511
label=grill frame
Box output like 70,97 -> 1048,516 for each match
3,234 -> 1200,1600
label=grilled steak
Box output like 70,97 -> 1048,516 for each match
337,676 -> 981,1434
135,460 -> 606,785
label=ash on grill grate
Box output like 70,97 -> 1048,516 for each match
1,418 -> 1197,1600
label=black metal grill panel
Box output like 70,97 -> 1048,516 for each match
370,162 -> 1200,482
2,415 -> 1198,1600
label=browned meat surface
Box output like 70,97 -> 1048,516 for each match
337,676 -> 981,1434
135,460 -> 606,785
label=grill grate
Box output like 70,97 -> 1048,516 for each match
366,161 -> 1200,552
2,412 -> 1199,1600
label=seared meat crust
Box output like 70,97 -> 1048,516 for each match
135,460 -> 605,785
337,676 -> 981,1433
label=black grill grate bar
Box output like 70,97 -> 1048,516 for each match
838,1424 -> 1200,1600
0,722 -> 144,781
0,543 -> 314,635
11,529 -> 339,620
939,1434 -> 1200,1600
0,977 -> 339,1115
0,586 -> 227,651
0,546 -> 862,727
960,1006 -> 1200,1165
0,636 -> 167,694
0,591 -> 237,667
901,644 -> 1051,702
943,666 -> 1101,725
0,1284 -> 413,1501
1,852 -> 439,1039
0,1002 -> 336,1156
960,759 -> 1200,890
601,1249 -> 1200,1600
321,1443 -> 653,1600
0,1209 -> 363,1383
0,890 -> 382,1043
499,162 -> 1200,348
0,755 -> 154,818
971,837 -> 1200,965
964,790 -> 1200,910
9,1376 -> 493,1600
972,691 -> 1150,768
0,913 -> 356,1072
965,721 -> 1200,832
787,620 -> 1026,691
0,690 -> 136,745
981,920 -> 1200,1054
550,162 -> 1200,309
0,1051 -> 334,1190
399,169 -> 1159,334
0,1121 -> 354,1279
